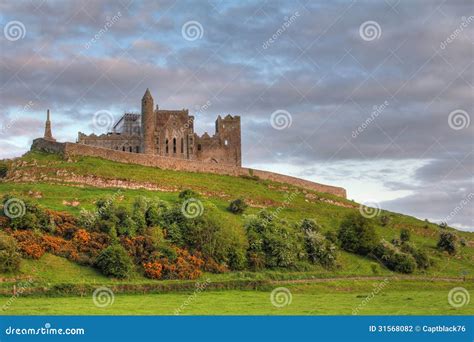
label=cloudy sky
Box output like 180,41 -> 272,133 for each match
0,0 -> 472,230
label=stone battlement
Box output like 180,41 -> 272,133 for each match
31,138 -> 347,198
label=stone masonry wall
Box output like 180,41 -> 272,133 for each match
31,138 -> 347,198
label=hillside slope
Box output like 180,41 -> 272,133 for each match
0,150 -> 472,283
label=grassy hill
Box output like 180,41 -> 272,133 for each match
0,150 -> 472,315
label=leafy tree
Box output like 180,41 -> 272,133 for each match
95,244 -> 132,278
0,232 -> 21,272
178,189 -> 198,200
338,213 -> 378,255
304,230 -> 337,268
373,240 -> 416,274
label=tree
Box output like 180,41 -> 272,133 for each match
95,244 -> 132,278
338,213 -> 378,255
0,232 -> 21,272
437,231 -> 458,255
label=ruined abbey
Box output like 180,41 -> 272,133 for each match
77,89 -> 241,166
32,90 -> 346,198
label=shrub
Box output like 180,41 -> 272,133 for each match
400,242 -> 430,270
0,162 -> 8,179
338,213 -> 378,256
304,230 -> 337,268
143,247 -> 204,280
380,215 -> 391,227
437,231 -> 458,255
373,240 -> 416,274
95,244 -> 132,278
178,189 -> 199,200
0,232 -> 21,272
142,261 -> 163,279
228,198 -> 248,214
245,211 -> 304,268
400,229 -> 410,242
11,230 -> 45,259
299,219 -> 322,234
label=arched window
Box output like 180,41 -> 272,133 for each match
129,146 -> 132,152
122,146 -> 126,151
136,146 -> 139,153
224,140 -> 229,146
173,138 -> 177,153
180,138 -> 184,153
197,144 -> 202,151
165,139 -> 169,154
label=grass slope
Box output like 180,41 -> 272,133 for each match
0,151 -> 473,315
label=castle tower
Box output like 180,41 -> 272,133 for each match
44,109 -> 56,142
141,88 -> 155,154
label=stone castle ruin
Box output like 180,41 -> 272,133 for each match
77,89 -> 241,166
32,89 -> 346,198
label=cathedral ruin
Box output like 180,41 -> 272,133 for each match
76,89 -> 242,166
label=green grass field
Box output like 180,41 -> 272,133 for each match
2,280 -> 472,315
0,151 -> 473,315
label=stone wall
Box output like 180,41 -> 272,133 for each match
31,138 -> 347,198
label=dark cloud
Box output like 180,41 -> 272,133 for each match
0,0 -> 472,229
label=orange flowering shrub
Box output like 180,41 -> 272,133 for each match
142,261 -> 163,279
47,210 -> 78,238
143,247 -> 204,280
73,229 -> 90,245
12,230 -> 45,259
202,257 -> 229,273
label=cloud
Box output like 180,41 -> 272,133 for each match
0,0 -> 472,229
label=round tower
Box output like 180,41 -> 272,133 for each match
141,88 -> 155,154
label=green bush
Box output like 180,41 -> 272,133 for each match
2,195 -> 52,232
400,242 -> 430,270
437,231 -> 458,255
0,232 -> 21,272
299,218 -> 322,233
178,189 -> 199,200
304,230 -> 337,268
0,162 -> 8,179
400,228 -> 410,242
245,211 -> 304,268
95,244 -> 133,278
373,240 -> 416,274
338,213 -> 378,255
228,198 -> 248,214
